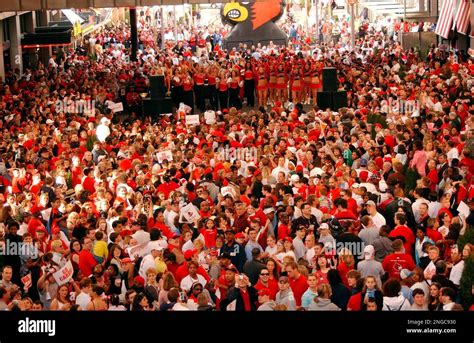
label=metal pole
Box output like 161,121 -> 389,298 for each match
160,6 -> 165,50
315,0 -> 320,40
130,8 -> 138,61
173,5 -> 177,41
350,3 -> 355,51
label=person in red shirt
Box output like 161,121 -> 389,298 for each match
426,218 -> 443,243
346,270 -> 363,311
174,249 -> 210,284
286,261 -> 308,308
277,212 -> 291,240
78,237 -> 98,278
382,239 -> 416,280
389,213 -> 415,256
254,267 -> 279,301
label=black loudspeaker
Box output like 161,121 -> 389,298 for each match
142,98 -> 173,118
317,91 -> 333,110
149,75 -> 166,99
322,67 -> 338,92
332,91 -> 348,110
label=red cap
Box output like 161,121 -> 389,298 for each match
184,249 -> 198,260
120,229 -> 133,237
375,123 -> 382,128
121,257 -> 132,264
209,250 -> 219,257
134,276 -> 145,286
335,171 -> 343,178
51,227 -> 60,234
258,289 -> 271,297
359,170 -> 369,182
296,165 -> 304,173
235,233 -> 245,239
284,237 -> 293,243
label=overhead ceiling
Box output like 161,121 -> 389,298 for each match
0,0 -> 229,12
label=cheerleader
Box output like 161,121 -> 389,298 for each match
290,65 -> 303,104
206,64 -> 218,111
217,69 -> 229,110
243,61 -> 255,107
303,63 -> 312,105
229,68 -> 242,109
275,62 -> 288,103
268,61 -> 277,106
193,65 -> 206,112
256,65 -> 268,108
182,72 -> 195,112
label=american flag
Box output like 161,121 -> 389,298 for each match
455,0 -> 471,34
435,0 -> 455,39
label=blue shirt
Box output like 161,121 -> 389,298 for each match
301,289 -> 318,309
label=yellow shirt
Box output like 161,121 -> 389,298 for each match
93,240 -> 108,259
155,257 -> 167,274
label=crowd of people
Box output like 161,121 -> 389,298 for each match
0,12 -> 473,312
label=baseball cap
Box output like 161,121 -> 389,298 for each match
134,276 -> 145,287
283,237 -> 293,243
263,207 -> 275,214
121,257 -> 132,264
184,249 -> 198,260
318,223 -> 330,231
218,252 -> 232,260
258,289 -> 271,297
351,183 -> 360,189
149,241 -> 164,252
119,229 -> 133,237
364,245 -> 375,260
235,233 -> 245,240
225,266 -> 238,273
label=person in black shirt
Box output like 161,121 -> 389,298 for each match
291,203 -> 318,235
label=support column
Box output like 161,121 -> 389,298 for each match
9,15 -> 22,74
38,10 -> 51,67
0,20 -> 5,82
130,8 -> 138,62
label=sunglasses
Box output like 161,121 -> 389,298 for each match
194,288 -> 203,291
260,273 -> 270,276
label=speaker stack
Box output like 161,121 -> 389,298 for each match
317,67 -> 348,111
142,76 -> 174,120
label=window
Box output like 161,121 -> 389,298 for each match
20,14 -> 28,33
3,19 -> 10,42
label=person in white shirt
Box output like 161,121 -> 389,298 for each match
448,248 -> 464,287
264,235 -> 278,257
293,226 -> 308,261
180,261 -> 207,292
366,200 -> 386,229
132,226 -> 150,245
75,279 -> 92,311
271,156 -> 289,179
139,242 -> 164,281
411,188 -> 429,223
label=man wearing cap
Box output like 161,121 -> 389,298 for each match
221,230 -> 246,272
275,276 -> 296,310
257,289 -> 277,311
357,245 -> 384,288
382,239 -> 416,280
139,241 -> 164,282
